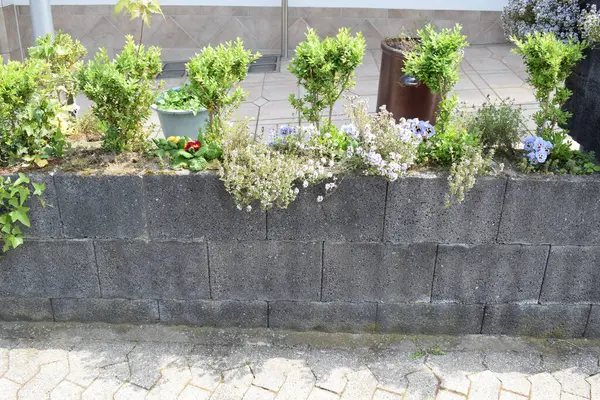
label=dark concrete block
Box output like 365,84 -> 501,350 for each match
385,176 -> 505,244
144,174 -> 265,240
540,246 -> 600,304
433,244 -> 549,304
159,300 -> 267,327
268,301 -> 377,332
209,241 -> 322,301
267,176 -> 386,241
378,303 -> 484,334
19,174 -> 62,238
322,243 -> 436,302
52,298 -> 159,323
0,298 -> 53,321
55,174 -> 146,239
482,304 -> 590,338
0,240 -> 99,298
585,305 -> 600,338
498,177 -> 600,245
96,240 -> 209,299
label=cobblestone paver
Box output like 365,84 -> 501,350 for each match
0,322 -> 598,400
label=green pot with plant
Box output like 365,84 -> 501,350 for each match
151,84 -> 209,139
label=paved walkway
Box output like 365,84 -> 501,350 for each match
0,322 -> 599,400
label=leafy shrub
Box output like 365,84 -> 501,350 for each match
77,36 -> 162,153
403,24 -> 468,136
28,31 -> 87,107
155,84 -> 204,113
446,145 -> 491,206
186,39 -> 260,142
73,109 -> 102,142
0,174 -> 45,252
467,98 -> 524,157
0,57 -> 69,167
153,135 -> 222,172
512,31 -> 587,167
288,28 -> 366,128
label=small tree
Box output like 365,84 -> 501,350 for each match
114,0 -> 164,45
403,24 -> 468,136
288,28 -> 365,128
186,38 -> 260,142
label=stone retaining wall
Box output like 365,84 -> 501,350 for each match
1,172 -> 599,338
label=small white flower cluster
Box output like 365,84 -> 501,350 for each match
580,5 -> 600,43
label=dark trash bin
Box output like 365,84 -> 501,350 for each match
376,39 -> 441,124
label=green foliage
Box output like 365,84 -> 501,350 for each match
155,84 -> 204,113
114,0 -> 164,44
467,98 -> 525,157
0,57 -> 69,167
305,124 -> 357,161
403,24 -> 468,135
446,144 -> 492,206
219,121 -> 305,211
28,31 -> 87,107
418,121 -> 479,167
186,39 -> 260,142
0,174 -> 45,252
74,109 -> 102,141
153,135 -> 222,172
512,31 -> 589,168
288,28 -> 366,127
77,36 -> 162,153
518,148 -> 600,174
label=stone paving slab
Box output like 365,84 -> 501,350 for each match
0,322 -> 599,400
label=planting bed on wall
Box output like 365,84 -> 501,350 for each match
2,172 -> 600,338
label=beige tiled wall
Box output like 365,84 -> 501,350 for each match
6,5 -> 505,62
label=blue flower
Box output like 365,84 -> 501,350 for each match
523,136 -> 537,151
279,126 -> 294,136
527,151 -> 539,165
341,124 -> 358,139
542,140 -> 554,154
413,121 -> 435,139
536,150 -> 548,163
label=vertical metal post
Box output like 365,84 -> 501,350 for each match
29,0 -> 54,40
281,0 -> 288,59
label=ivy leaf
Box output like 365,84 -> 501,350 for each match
9,235 -> 24,249
34,158 -> 48,168
32,183 -> 46,197
9,207 -> 31,227
14,173 -> 29,186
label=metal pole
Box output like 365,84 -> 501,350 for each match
281,0 -> 288,59
29,0 -> 54,40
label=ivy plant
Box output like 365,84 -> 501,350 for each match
186,39 -> 260,142
0,57 -> 69,167
0,174 -> 45,252
288,28 -> 366,128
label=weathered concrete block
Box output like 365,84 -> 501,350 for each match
482,304 -> 590,338
540,246 -> 600,304
55,174 -> 146,239
385,175 -> 505,244
585,305 -> 600,338
322,243 -> 436,302
209,241 -> 322,301
159,300 -> 267,327
378,303 -> 484,334
96,240 -> 209,299
19,174 -> 62,238
268,301 -> 377,332
145,174 -> 265,240
52,298 -> 159,323
0,240 -> 99,298
433,244 -> 549,304
267,176 -> 386,241
0,298 -> 52,321
498,177 -> 600,245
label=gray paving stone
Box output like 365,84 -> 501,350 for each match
145,174 -> 265,240
209,241 -> 322,301
404,369 -> 438,400
543,352 -> 599,375
267,176 -> 386,241
53,298 -> 159,323
114,382 -> 149,400
385,175 -> 505,244
146,365 -> 192,400
378,303 -> 484,334
436,390 -> 465,400
499,391 -> 528,400
127,342 -> 194,390
67,341 -> 135,387
245,385 -> 277,399
322,243 -> 436,302
160,300 -> 267,327
552,369 -> 591,398
178,385 -> 211,400
469,370 -> 501,400
20,173 -> 62,238
0,297 -> 52,321
268,301 -> 376,332
307,387 -> 339,400
82,361 -> 130,400
481,304 -> 590,337
275,365 -> 315,400
426,352 -> 485,394
307,349 -> 367,394
340,369 -> 378,399
587,374 -> 600,400
0,240 -> 99,298
433,244 -> 548,304
210,365 -> 253,400
55,174 -> 146,239
5,343 -> 68,384
19,360 -> 69,399
50,380 -> 86,400
498,176 -> 600,245
485,351 -> 542,396
0,378 -> 20,400
528,372 -> 562,400
366,352 -> 422,395
96,240 -> 209,299
541,246 -> 600,304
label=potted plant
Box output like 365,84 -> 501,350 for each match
376,33 -> 441,123
151,83 -> 209,139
